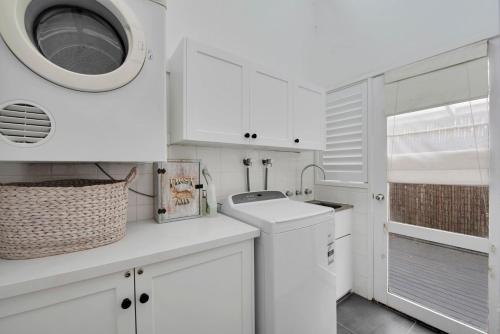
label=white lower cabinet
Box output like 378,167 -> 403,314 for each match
0,240 -> 255,334
334,235 -> 352,300
334,209 -> 353,300
136,240 -> 254,334
0,271 -> 135,334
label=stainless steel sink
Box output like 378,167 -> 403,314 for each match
306,200 -> 353,211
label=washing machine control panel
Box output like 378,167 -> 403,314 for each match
231,191 -> 287,204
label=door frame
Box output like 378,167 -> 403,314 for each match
487,36 -> 500,334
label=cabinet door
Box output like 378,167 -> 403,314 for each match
249,66 -> 292,147
135,241 -> 254,334
187,41 -> 250,144
292,83 -> 326,150
0,271 -> 135,334
335,236 -> 353,300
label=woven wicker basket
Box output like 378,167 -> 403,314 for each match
0,167 -> 137,260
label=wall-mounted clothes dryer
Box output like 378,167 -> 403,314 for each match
0,0 -> 167,161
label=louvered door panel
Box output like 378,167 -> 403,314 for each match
322,82 -> 368,183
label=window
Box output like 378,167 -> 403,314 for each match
387,98 -> 489,237
319,81 -> 368,184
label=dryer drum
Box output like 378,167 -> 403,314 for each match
0,0 -> 147,92
32,6 -> 127,75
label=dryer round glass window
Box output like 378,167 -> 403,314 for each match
0,0 -> 147,92
32,6 -> 127,75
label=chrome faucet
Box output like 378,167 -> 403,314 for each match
297,164 -> 326,196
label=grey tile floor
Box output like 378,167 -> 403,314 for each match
337,294 -> 445,334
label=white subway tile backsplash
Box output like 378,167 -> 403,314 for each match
196,146 -> 221,172
137,204 -> 154,221
353,274 -> 370,299
137,175 -> 154,205
0,161 -> 154,223
51,163 -> 97,177
136,163 -> 154,175
0,146 -> 315,223
219,148 -> 245,173
127,204 -> 137,222
352,232 -> 369,257
168,145 -> 197,159
166,145 -> 315,201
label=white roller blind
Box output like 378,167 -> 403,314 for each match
387,98 -> 489,185
385,42 -> 490,186
321,81 -> 368,183
385,41 -> 489,116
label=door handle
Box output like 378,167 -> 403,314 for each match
374,193 -> 385,201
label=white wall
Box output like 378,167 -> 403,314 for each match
166,0 -> 318,82
311,0 -> 499,88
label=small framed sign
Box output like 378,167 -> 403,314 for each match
154,160 -> 202,223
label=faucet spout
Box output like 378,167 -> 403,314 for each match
298,164 -> 326,196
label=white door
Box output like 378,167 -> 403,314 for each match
0,270 -> 135,334
292,83 -> 325,150
371,75 -> 491,334
135,241 -> 254,334
187,41 -> 250,144
249,66 -> 292,147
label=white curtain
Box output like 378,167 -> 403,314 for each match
387,99 -> 489,185
385,42 -> 489,185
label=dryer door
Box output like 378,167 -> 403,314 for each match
0,0 -> 146,92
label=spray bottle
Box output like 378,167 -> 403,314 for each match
202,167 -> 217,217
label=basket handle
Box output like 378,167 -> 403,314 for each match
124,167 -> 138,188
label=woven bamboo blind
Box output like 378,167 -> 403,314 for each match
389,183 -> 489,238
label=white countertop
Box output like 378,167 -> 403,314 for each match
0,214 -> 259,299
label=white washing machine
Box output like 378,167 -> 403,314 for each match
222,191 -> 337,334
0,0 -> 167,161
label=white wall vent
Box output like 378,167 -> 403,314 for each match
0,103 -> 53,145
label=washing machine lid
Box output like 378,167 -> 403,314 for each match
0,0 -> 147,92
221,191 -> 334,234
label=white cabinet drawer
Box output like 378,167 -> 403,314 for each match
335,209 -> 352,239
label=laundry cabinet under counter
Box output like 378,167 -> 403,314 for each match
0,216 -> 259,334
169,38 -> 325,151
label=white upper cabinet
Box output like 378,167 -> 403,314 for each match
187,41 -> 250,144
249,66 -> 292,147
292,83 -> 326,150
169,39 -> 325,151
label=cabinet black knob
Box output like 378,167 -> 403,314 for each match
294,138 -> 300,143
251,133 -> 257,139
244,133 -> 250,138
139,293 -> 150,304
121,298 -> 132,309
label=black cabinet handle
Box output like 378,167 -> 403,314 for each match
294,138 -> 300,143
244,133 -> 250,138
139,293 -> 150,304
121,298 -> 132,309
251,133 -> 257,139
